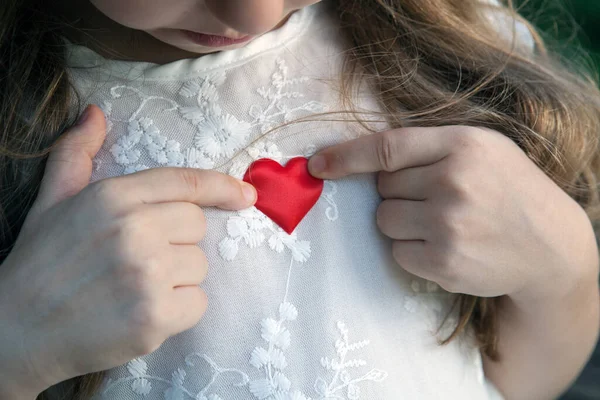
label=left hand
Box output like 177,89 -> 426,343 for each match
308,126 -> 598,300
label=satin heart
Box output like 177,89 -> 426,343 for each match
243,157 -> 324,234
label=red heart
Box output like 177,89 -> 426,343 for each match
243,157 -> 324,234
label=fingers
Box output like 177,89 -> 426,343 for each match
378,164 -> 437,200
168,245 -> 208,288
164,245 -> 209,336
105,167 -> 257,211
391,240 -> 438,282
142,202 -> 207,245
34,105 -> 107,214
121,245 -> 209,340
377,200 -> 429,240
168,286 -> 208,336
309,127 -> 455,179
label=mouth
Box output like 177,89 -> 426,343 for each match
180,30 -> 253,47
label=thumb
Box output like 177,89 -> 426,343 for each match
33,104 -> 107,214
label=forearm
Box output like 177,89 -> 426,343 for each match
483,262 -> 600,399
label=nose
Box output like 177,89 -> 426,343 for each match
204,0 -> 286,35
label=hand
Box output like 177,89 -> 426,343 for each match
0,105 -> 257,398
309,126 -> 597,300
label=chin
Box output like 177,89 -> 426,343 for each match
147,30 -> 257,55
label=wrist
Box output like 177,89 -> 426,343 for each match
512,204 -> 599,306
0,339 -> 51,400
0,307 -> 54,399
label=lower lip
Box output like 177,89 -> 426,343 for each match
182,30 -> 253,47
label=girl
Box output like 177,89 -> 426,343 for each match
0,0 -> 598,399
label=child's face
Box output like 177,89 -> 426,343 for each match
90,0 -> 321,54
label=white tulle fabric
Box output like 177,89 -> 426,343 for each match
64,3 -> 523,399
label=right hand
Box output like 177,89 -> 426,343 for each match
0,105 -> 257,397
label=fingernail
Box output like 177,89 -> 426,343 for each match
242,183 -> 257,204
76,105 -> 92,126
309,155 -> 326,175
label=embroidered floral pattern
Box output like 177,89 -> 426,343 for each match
217,173 -> 337,261
97,354 -> 249,399
247,141 -> 284,162
228,140 -> 283,179
185,148 -> 215,170
97,255 -> 387,400
218,207 -> 311,262
105,86 -> 193,174
195,112 -> 252,159
315,321 -> 388,399
250,58 -> 326,132
220,141 -> 337,262
322,181 -> 339,222
92,56 -> 385,399
248,256 -> 388,400
249,300 -> 307,400
111,117 -> 186,167
101,58 -> 326,179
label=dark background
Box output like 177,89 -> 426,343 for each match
515,1 -> 599,399
519,0 -> 600,66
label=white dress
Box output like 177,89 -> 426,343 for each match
65,3 -> 521,399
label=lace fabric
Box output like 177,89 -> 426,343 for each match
65,3 -> 514,399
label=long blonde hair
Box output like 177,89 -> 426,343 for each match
0,0 -> 598,398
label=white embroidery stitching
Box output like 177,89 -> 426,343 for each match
101,58 -> 326,177
220,140 -> 337,261
106,86 -> 200,174
250,58 -> 326,132
315,321 -> 388,400
247,257 -> 388,400
322,181 -> 339,222
98,355 -> 249,399
93,57 -> 381,399
218,207 -> 312,262
248,257 -> 307,400
219,149 -> 339,261
228,140 -> 283,180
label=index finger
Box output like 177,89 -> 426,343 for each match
96,167 -> 257,210
308,127 -> 456,179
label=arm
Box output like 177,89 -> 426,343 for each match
484,210 -> 600,400
307,126 -> 600,400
